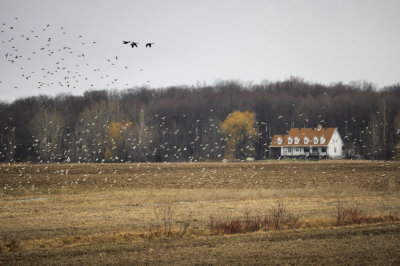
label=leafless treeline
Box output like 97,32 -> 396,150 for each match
1,78 -> 399,163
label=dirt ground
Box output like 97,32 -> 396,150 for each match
1,160 -> 399,192
1,160 -> 400,265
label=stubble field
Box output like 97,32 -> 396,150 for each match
1,160 -> 400,265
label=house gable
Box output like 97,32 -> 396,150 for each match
327,128 -> 344,158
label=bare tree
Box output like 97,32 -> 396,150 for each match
74,100 -> 120,162
29,109 -> 65,162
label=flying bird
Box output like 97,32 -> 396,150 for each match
131,42 -> 139,48
145,42 -> 154,48
123,41 -> 130,44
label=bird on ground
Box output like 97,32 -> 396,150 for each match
130,42 -> 138,48
145,42 -> 154,48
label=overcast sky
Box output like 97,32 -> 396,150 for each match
1,0 -> 399,102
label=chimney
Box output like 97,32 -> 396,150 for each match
317,124 -> 322,131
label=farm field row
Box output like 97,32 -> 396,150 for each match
1,160 -> 399,193
1,161 -> 399,264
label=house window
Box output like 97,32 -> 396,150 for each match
313,136 -> 319,144
334,146 -> 337,153
304,137 -> 309,144
277,137 -> 282,145
320,137 -> 326,144
294,137 -> 300,144
295,148 -> 300,152
321,147 -> 326,152
312,147 -> 318,153
304,147 -> 310,153
287,148 -> 292,153
288,137 -> 293,144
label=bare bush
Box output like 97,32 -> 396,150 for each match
268,202 -> 299,230
244,212 -> 262,232
270,202 -> 286,229
145,223 -> 161,240
336,200 -> 364,226
153,202 -> 174,237
5,238 -> 20,251
180,211 -> 192,237
209,203 -> 300,235
210,217 -> 242,235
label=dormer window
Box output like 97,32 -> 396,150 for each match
288,137 -> 293,145
320,136 -> 326,144
277,137 -> 282,145
313,136 -> 319,144
294,137 -> 300,144
304,137 -> 309,144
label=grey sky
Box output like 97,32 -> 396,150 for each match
1,0 -> 399,102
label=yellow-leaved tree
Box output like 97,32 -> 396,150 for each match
220,110 -> 258,160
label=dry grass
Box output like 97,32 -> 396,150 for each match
0,160 -> 399,255
1,223 -> 399,265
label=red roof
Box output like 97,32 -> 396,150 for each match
269,127 -> 336,147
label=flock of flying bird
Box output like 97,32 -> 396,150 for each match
123,41 -> 155,48
0,17 -> 155,93
0,17 -> 236,164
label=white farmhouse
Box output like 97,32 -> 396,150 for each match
269,126 -> 344,159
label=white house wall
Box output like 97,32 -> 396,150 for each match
327,129 -> 344,158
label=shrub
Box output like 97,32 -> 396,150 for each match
180,211 -> 192,237
6,238 -> 20,251
209,202 -> 300,235
244,213 -> 262,232
336,200 -> 364,226
268,202 -> 299,230
209,216 -> 242,234
154,202 -> 174,237
270,202 -> 286,229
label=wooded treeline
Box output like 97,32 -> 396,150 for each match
1,78 -> 400,163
